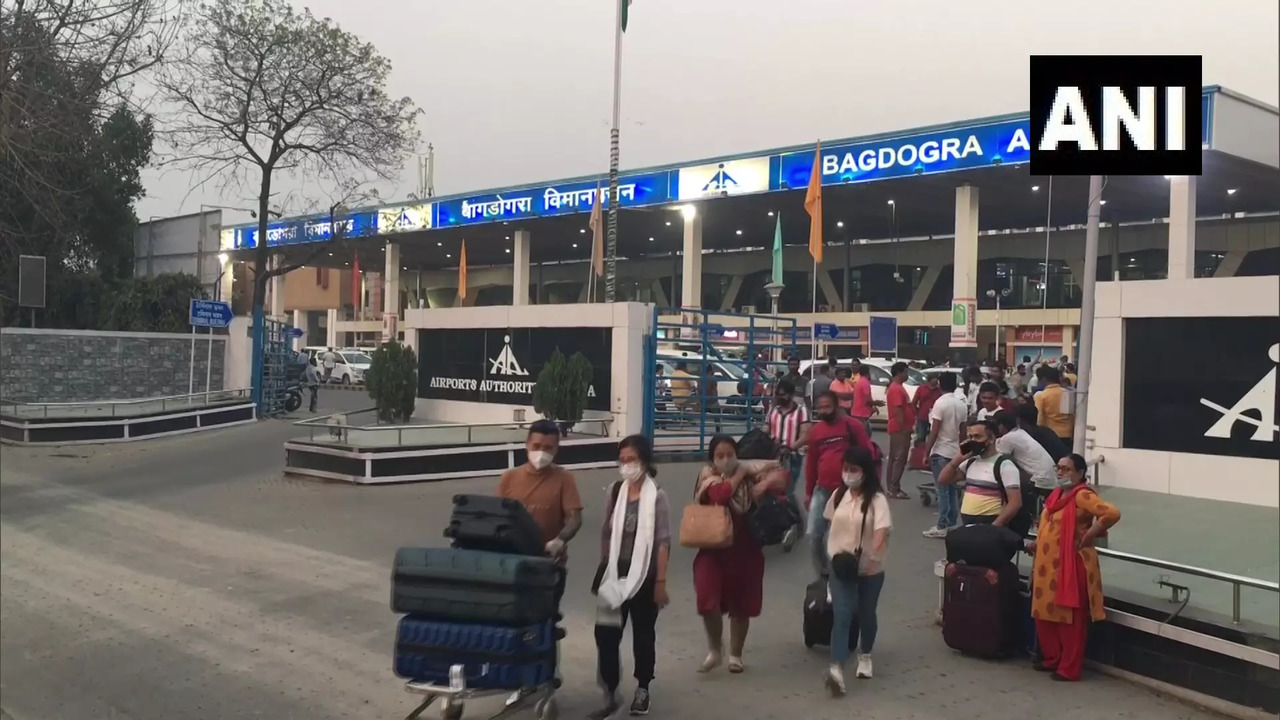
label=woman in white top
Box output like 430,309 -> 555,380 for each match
822,444 -> 893,696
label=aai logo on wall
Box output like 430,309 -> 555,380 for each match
1029,54 -> 1203,176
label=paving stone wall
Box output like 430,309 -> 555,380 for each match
0,329 -> 226,402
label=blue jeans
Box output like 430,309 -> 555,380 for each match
931,454 -> 960,529
808,486 -> 832,577
830,572 -> 886,663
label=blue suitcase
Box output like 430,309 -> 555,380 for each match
393,615 -> 560,690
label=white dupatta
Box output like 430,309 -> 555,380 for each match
597,476 -> 658,610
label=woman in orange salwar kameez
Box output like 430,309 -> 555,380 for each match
1026,453 -> 1120,682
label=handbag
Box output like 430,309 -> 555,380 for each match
679,475 -> 734,549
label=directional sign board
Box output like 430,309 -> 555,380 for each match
285,327 -> 305,339
190,299 -> 233,329
701,323 -> 725,337
813,322 -> 840,341
869,316 -> 898,354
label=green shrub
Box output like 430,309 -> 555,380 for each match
366,340 -> 418,423
531,347 -> 594,429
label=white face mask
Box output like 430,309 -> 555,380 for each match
715,457 -> 738,475
842,471 -> 863,489
619,462 -> 645,483
528,450 -> 553,470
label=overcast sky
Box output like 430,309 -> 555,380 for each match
138,0 -> 1280,223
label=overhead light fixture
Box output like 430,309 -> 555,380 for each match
887,199 -> 895,205
1100,200 -> 1107,205
505,248 -> 511,253
735,229 -> 743,235
835,221 -> 844,228
1031,185 -> 1040,192
446,253 -> 452,258
436,241 -> 442,247
579,228 -> 586,234
649,236 -> 655,241
665,221 -> 672,226
1163,175 -> 1173,180
505,235 -> 511,239
767,211 -> 775,217
1227,188 -> 1238,195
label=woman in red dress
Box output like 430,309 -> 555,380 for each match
692,435 -> 770,674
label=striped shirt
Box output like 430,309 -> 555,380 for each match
766,401 -> 809,448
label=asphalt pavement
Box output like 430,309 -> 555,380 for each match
0,417 -> 1226,720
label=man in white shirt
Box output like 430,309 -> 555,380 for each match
322,347 -> 339,382
992,410 -> 1057,498
922,372 -> 967,537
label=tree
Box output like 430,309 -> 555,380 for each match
0,0 -> 166,321
156,0 -> 420,321
532,348 -> 594,431
366,340 -> 417,424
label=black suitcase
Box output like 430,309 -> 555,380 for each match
944,523 -> 1023,567
941,562 -> 1021,658
802,579 -> 859,649
445,494 -> 545,556
391,547 -> 560,624
393,615 -> 561,689
747,493 -> 802,547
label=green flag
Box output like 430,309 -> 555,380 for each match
620,0 -> 631,32
771,213 -> 783,286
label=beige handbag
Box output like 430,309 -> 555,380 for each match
679,474 -> 734,549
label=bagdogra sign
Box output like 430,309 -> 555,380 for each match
417,327 -> 613,412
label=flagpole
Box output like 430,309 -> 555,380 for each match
811,255 -> 819,365
604,0 -> 624,303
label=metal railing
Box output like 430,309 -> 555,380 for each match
1,388 -> 253,419
293,410 -> 613,447
1093,548 -> 1279,625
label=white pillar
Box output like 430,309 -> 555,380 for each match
326,308 -> 338,347
681,208 -> 703,309
268,253 -> 285,319
1167,175 -> 1197,279
513,230 -> 531,305
950,185 -> 979,349
219,261 -> 234,305
291,309 -> 305,348
384,242 -> 401,317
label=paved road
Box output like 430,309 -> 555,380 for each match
0,420 -> 1222,720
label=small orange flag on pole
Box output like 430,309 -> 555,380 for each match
804,141 -> 824,265
458,240 -> 468,300
588,182 -> 605,278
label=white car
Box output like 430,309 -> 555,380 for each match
799,358 -> 921,409
307,348 -> 371,385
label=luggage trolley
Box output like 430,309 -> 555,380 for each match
402,668 -> 561,720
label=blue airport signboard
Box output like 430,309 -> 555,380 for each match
813,322 -> 840,341
869,316 -> 898,354
776,118 -> 1032,191
190,299 -> 233,329
233,211 -> 380,249
435,171 -> 673,228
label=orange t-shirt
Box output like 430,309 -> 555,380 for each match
497,464 -> 584,545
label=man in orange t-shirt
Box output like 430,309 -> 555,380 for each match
884,361 -> 916,499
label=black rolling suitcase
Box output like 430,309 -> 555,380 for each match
391,547 -> 560,624
802,578 -> 859,649
445,494 -> 545,556
941,561 -> 1021,658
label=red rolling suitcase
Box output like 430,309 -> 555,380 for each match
941,562 -> 1021,658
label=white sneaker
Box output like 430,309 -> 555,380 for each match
824,664 -> 846,696
856,654 -> 873,679
922,526 -> 948,539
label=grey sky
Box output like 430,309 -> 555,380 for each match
138,0 -> 1280,223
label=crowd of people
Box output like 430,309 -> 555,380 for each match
488,350 -> 1118,715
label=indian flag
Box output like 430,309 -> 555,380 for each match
621,0 -> 632,32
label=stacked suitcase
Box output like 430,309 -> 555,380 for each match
391,495 -> 563,691
940,523 -> 1027,658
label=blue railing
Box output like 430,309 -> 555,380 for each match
644,307 -> 798,452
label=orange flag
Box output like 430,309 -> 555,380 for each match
458,240 -> 468,300
804,140 -> 824,264
588,182 -> 604,277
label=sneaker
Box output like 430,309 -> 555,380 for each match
824,664 -> 846,696
587,692 -> 622,720
922,526 -> 948,539
781,525 -> 799,552
856,654 -> 873,678
629,687 -> 651,716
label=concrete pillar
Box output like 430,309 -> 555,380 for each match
950,186 -> 979,349
512,230 -> 531,305
907,265 -> 941,311
1212,249 -> 1246,278
384,242 -> 401,317
369,272 -> 383,317
1167,175 -> 1197,279
268,253 -> 285,319
326,308 -> 338,347
1061,325 -> 1076,362
218,260 -> 234,305
718,275 -> 744,311
291,309 -> 305,347
681,208 -> 703,309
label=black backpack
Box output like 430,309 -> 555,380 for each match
961,455 -> 1035,538
736,428 -> 777,460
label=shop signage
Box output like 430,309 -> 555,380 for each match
434,171 -> 672,228
1014,326 -> 1064,344
950,298 -> 977,348
776,119 -> 1031,191
417,327 -> 613,411
1123,317 -> 1278,460
676,156 -> 771,200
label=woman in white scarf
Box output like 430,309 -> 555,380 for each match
589,434 -> 672,720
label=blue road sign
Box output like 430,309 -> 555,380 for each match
285,327 -> 305,339
701,323 -> 725,336
190,299 -> 233,329
813,322 -> 840,341
869,316 -> 898,354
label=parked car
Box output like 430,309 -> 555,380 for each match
303,347 -> 371,385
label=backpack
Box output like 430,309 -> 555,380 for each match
961,455 -> 1035,537
736,428 -> 777,460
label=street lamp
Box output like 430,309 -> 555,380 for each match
987,287 -> 1011,365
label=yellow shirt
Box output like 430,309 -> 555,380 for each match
1035,384 -> 1074,439
670,370 -> 695,399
